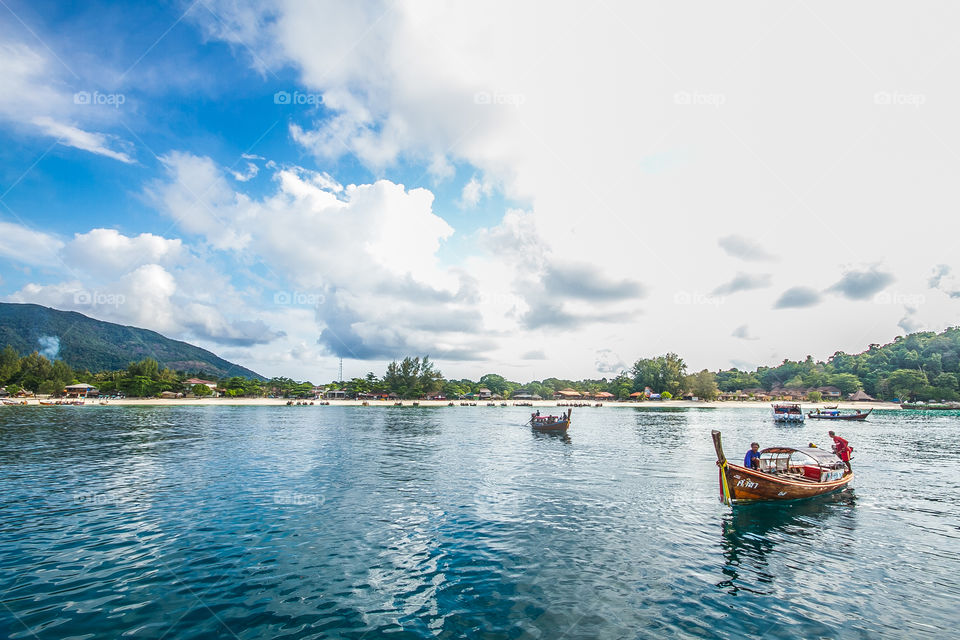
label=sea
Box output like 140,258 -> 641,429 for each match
1,405 -> 958,639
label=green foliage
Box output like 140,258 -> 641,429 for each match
685,370 -> 718,401
807,391 -> 823,403
660,391 -> 673,400
192,383 -> 213,397
631,353 -> 686,395
0,302 -> 263,379
382,356 -> 443,398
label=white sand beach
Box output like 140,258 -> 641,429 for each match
5,398 -> 902,410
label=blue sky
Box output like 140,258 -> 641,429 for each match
2,1 -> 960,381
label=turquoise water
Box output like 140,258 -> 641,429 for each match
1,406 -> 958,639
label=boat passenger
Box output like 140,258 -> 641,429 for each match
808,442 -> 817,448
829,430 -> 852,471
744,442 -> 761,469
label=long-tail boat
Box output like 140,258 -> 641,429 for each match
711,430 -> 853,504
807,408 -> 872,421
529,409 -> 571,432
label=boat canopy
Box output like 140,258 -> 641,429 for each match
759,446 -> 845,472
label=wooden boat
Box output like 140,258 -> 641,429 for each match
807,408 -> 872,421
772,403 -> 804,423
530,408 -> 571,432
39,400 -> 58,406
711,430 -> 853,504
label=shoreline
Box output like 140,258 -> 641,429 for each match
3,398 -> 904,409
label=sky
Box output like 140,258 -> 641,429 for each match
2,0 -> 960,383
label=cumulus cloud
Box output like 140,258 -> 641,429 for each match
828,267 -> 895,300
230,161 -> 259,182
718,235 -> 777,262
773,287 -> 822,309
928,264 -> 960,298
520,350 -> 546,360
149,152 -> 498,360
712,272 -> 772,296
459,176 -> 493,208
595,349 -> 626,374
178,1 -> 960,377
0,221 -> 64,266
8,227 -> 285,349
898,306 -> 923,333
61,229 -> 184,278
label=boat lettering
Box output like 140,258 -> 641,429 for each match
777,491 -> 787,496
735,478 -> 759,489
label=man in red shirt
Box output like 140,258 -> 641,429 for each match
829,430 -> 852,472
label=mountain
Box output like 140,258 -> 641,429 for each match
0,303 -> 264,379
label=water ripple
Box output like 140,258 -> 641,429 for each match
1,406 -> 958,638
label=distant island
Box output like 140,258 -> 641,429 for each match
0,303 -> 956,403
0,303 -> 262,379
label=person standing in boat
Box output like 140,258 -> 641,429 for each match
829,430 -> 852,471
744,442 -> 761,469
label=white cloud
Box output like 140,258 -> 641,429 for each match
0,42 -> 134,163
148,152 -> 490,360
61,229 -> 184,277
459,176 -> 493,208
31,116 -> 134,164
0,221 -> 64,266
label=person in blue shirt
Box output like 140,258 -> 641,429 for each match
744,442 -> 761,469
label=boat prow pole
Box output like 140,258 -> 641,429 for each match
711,430 -> 732,505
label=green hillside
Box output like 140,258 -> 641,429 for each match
0,303 -> 263,379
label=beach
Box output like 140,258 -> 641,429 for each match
4,397 -> 903,409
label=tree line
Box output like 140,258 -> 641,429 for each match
4,326 -> 960,401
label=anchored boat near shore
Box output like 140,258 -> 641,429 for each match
807,408 -> 872,421
711,430 -> 853,504
772,403 -> 804,423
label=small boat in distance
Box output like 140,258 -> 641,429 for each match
807,408 -> 872,421
711,430 -> 853,504
530,409 -> 572,432
772,403 -> 804,423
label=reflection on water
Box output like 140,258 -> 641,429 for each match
531,429 -> 572,444
718,490 -> 857,595
2,406 -> 959,639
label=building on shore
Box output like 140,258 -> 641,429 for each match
64,383 -> 99,398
